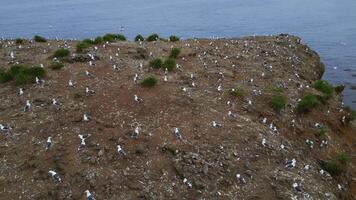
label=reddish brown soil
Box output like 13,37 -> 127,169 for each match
0,34 -> 355,199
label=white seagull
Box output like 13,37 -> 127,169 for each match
78,134 -> 90,150
83,114 -> 90,122
45,136 -> 53,151
212,121 -> 222,128
174,127 -> 182,140
24,100 -> 31,111
48,170 -> 61,182
134,95 -> 142,103
85,190 -> 96,200
17,88 -> 24,96
117,145 -> 127,156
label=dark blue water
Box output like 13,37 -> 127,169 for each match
0,0 -> 355,108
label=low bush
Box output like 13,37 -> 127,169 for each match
103,34 -> 117,42
230,87 -> 245,97
169,48 -> 181,59
334,84 -> 345,94
320,161 -> 343,176
149,58 -> 163,69
135,34 -> 145,42
0,65 -> 46,85
15,38 -> 23,44
296,94 -> 321,113
34,35 -> 47,42
146,34 -> 159,42
313,80 -> 334,100
270,95 -> 287,112
93,36 -> 103,44
141,76 -> 157,87
163,58 -> 176,71
169,35 -> 180,42
76,40 -> 92,53
52,48 -> 70,58
116,34 -> 126,41
316,127 -> 327,137
338,153 -> 351,164
50,61 -> 64,70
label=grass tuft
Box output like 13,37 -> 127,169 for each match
149,58 -> 163,69
15,38 -> 24,44
50,61 -> 64,70
169,48 -> 181,59
169,35 -> 180,42
163,58 -> 176,71
270,95 -> 287,112
34,35 -> 47,42
141,76 -> 157,87
320,161 -> 343,176
135,34 -> 145,42
0,65 -> 46,85
313,80 -> 334,100
52,48 -> 70,58
230,87 -> 245,97
296,94 -> 321,113
146,34 -> 159,42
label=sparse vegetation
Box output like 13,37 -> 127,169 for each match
169,35 -> 180,42
320,161 -> 343,176
313,80 -> 334,100
345,106 -> 356,121
149,58 -> 163,69
103,34 -> 118,42
334,84 -> 345,94
135,34 -> 145,42
116,34 -> 127,41
296,94 -> 321,113
163,58 -> 176,71
146,34 -> 159,42
141,76 -> 157,87
76,40 -> 93,53
270,95 -> 287,112
230,87 -> 245,97
169,48 -> 181,59
15,38 -> 24,44
93,36 -> 103,44
34,35 -> 47,42
50,61 -> 64,70
316,127 -> 327,137
52,48 -> 70,58
338,153 -> 351,164
0,65 -> 46,85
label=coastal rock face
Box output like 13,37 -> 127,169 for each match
0,34 -> 355,199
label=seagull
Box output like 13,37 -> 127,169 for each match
174,127 -> 182,140
228,111 -> 237,118
280,144 -> 288,150
236,174 -> 246,184
10,51 -> 15,59
35,77 -> 45,85
45,136 -> 53,151
117,145 -> 127,156
217,84 -> 222,92
260,117 -> 267,124
48,170 -> 61,182
23,100 -> 31,111
52,99 -> 60,109
212,121 -> 222,128
78,134 -> 90,150
305,139 -> 314,149
320,140 -> 328,148
85,70 -> 93,77
134,95 -> 142,103
131,126 -> 140,138
163,75 -> 168,82
17,88 -> 24,96
84,190 -> 96,200
285,158 -> 296,168
113,64 -> 119,70
262,138 -> 267,147
0,124 -> 10,134
68,80 -> 75,87
292,183 -> 302,192
86,87 -> 95,96
83,114 -> 90,122
183,178 -> 192,188
133,73 -> 139,83
191,81 -> 196,87
303,164 -> 311,171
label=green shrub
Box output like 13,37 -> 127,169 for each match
135,34 -> 145,42
149,58 -> 163,69
313,80 -> 334,100
0,69 -> 12,83
34,35 -> 47,42
270,95 -> 287,112
50,61 -> 64,70
103,34 -> 117,42
163,58 -> 176,71
334,84 -> 345,94
316,127 -> 327,137
169,35 -> 180,42
116,34 -> 126,41
146,34 -> 159,42
230,87 -> 245,97
52,48 -> 70,58
76,40 -> 92,53
169,48 -> 181,59
296,94 -> 321,113
93,36 -> 103,44
141,76 -> 157,87
15,38 -> 23,44
320,161 -> 343,176
0,65 -> 46,85
338,153 -> 351,164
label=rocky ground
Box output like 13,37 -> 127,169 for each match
0,34 -> 355,200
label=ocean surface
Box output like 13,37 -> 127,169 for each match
0,0 -> 355,108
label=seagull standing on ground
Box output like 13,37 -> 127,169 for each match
45,136 -> 53,151
285,158 -> 296,168
78,134 -> 90,150
85,190 -> 96,200
174,127 -> 182,140
117,145 -> 127,156
52,99 -> 60,109
212,121 -> 222,128
236,174 -> 246,184
134,95 -> 142,103
24,100 -> 31,111
35,77 -> 45,85
131,126 -> 140,138
86,87 -> 95,96
83,114 -> 90,122
17,88 -> 24,96
68,80 -> 75,87
48,170 -> 61,182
